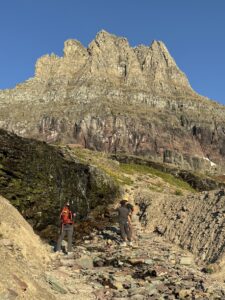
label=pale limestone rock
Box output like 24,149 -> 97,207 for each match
0,196 -> 55,299
35,54 -> 61,80
87,30 -> 143,85
0,30 -> 225,173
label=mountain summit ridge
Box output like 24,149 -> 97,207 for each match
0,31 -> 225,174
34,30 -> 193,95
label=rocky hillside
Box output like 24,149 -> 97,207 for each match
64,147 -> 225,273
2,194 -> 225,300
2,128 -> 225,298
135,188 -> 225,265
0,195 -> 55,299
0,128 -> 119,237
0,30 -> 225,174
1,127 -> 225,268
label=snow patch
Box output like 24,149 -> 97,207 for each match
203,157 -> 216,167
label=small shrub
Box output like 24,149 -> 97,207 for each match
175,189 -> 183,196
201,266 -> 214,274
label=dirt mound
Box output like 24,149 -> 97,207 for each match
0,195 -> 55,299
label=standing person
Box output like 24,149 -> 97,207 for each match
126,202 -> 134,243
117,200 -> 133,246
56,202 -> 76,253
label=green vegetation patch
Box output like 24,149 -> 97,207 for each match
70,147 -> 133,186
119,163 -> 195,192
71,147 -> 195,191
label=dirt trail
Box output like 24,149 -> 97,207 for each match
47,221 -> 225,299
46,185 -> 225,299
2,190 -> 225,299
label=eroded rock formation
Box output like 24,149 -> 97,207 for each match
0,30 -> 225,174
139,189 -> 225,265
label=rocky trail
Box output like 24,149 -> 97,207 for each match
2,190 -> 225,299
46,211 -> 225,300
2,148 -> 225,299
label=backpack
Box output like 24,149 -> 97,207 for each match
126,203 -> 134,213
60,207 -> 73,224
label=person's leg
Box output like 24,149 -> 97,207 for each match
119,223 -> 127,242
125,223 -> 132,242
56,225 -> 66,251
67,225 -> 74,252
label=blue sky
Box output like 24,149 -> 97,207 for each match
0,0 -> 225,105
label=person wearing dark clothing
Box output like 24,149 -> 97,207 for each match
126,203 -> 134,214
56,202 -> 76,253
117,200 -> 133,246
126,202 -> 134,242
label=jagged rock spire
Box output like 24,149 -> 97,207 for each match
34,30 -> 193,94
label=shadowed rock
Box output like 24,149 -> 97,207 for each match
0,128 -> 119,235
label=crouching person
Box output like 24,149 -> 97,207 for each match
56,202 -> 76,254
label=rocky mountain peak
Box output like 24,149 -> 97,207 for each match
94,29 -> 120,42
93,30 -> 130,49
150,40 -> 176,67
87,30 -> 142,83
63,39 -> 88,58
150,39 -> 168,50
33,30 -> 193,93
1,31 -> 225,175
134,39 -> 192,91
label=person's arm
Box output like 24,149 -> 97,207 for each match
128,214 -> 132,225
113,203 -> 120,211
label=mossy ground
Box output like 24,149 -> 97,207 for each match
0,130 -> 119,236
68,146 -> 196,194
2,128 -> 222,242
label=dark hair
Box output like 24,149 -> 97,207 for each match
120,200 -> 127,206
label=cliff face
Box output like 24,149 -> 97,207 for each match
0,129 -> 119,236
35,31 -> 191,92
0,30 -> 225,173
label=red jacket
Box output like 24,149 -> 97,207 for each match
60,206 -> 74,225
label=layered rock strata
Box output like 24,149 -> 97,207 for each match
140,189 -> 225,265
0,30 -> 225,173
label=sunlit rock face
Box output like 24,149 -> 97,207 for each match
142,188 -> 225,265
0,30 -> 225,173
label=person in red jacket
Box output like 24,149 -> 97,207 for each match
56,202 -> 76,253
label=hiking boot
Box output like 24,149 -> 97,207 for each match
56,250 -> 65,256
66,251 -> 74,258
121,242 -> 127,247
